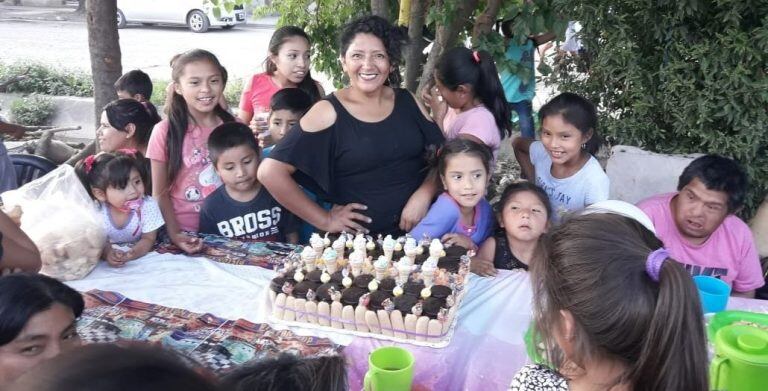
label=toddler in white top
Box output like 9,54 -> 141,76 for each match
76,149 -> 164,267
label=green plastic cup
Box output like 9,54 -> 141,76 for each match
363,346 -> 414,391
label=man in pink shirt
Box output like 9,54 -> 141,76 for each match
638,155 -> 764,298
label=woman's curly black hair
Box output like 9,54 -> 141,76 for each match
339,15 -> 409,87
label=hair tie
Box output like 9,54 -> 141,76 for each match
472,51 -> 481,64
118,148 -> 137,158
83,155 -> 96,174
646,248 -> 668,282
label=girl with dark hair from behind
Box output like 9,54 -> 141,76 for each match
220,353 -> 347,391
422,46 -> 512,171
510,213 -> 708,390
0,273 -> 84,388
146,49 -> 236,254
8,343 -> 218,391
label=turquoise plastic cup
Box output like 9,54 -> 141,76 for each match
693,275 -> 731,313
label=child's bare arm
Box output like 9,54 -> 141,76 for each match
124,230 -> 157,261
151,159 -> 202,254
471,237 -> 498,276
512,137 -> 535,180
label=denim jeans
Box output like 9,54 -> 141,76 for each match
509,100 -> 535,139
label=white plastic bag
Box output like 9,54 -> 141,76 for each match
2,164 -> 105,280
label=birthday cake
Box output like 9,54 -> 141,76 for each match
268,233 -> 471,347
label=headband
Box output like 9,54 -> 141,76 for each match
472,50 -> 481,63
645,248 -> 668,282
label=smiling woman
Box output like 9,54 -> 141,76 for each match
0,273 -> 84,388
258,16 -> 445,236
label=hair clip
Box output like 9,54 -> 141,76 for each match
472,50 -> 481,64
646,248 -> 668,282
83,155 -> 96,174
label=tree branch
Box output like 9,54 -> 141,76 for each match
404,0 -> 429,92
370,0 -> 390,20
416,0 -> 479,94
471,0 -> 501,42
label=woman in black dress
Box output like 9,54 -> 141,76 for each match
258,16 -> 444,236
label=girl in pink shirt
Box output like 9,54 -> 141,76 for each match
238,26 -> 324,145
147,49 -> 236,254
422,47 -> 512,167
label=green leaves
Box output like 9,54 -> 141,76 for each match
548,0 -> 768,217
205,0 -> 245,19
11,94 -> 55,126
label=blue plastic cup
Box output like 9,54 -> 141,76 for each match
693,276 -> 731,313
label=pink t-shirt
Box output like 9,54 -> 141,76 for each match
442,106 -> 501,166
146,120 -> 222,232
637,193 -> 764,292
238,72 -> 281,115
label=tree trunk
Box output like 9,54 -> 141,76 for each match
471,0 -> 501,42
370,0 -> 389,20
86,0 -> 121,151
416,0 -> 479,95
404,0 -> 428,92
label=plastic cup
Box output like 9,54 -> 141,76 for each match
363,346 -> 414,391
693,275 -> 731,313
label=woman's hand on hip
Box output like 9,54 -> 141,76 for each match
325,203 -> 371,234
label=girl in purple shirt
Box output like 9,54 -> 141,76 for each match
410,138 -> 494,251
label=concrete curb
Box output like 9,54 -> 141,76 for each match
0,93 -> 95,142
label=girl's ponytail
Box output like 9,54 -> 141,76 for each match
631,258 -> 708,391
436,47 -> 511,140
474,50 -> 512,138
74,155 -> 96,199
535,214 -> 708,391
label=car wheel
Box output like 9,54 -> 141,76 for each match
187,10 -> 210,33
116,9 -> 126,29
222,25 -> 235,30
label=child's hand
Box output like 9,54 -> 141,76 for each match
172,232 -> 204,254
441,233 -> 476,251
257,131 -> 274,149
420,84 -> 447,123
105,246 -> 128,268
470,258 -> 497,277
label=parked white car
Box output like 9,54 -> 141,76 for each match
116,0 -> 246,33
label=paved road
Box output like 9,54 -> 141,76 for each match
0,19 -> 332,88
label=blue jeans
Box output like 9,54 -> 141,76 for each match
509,100 -> 535,139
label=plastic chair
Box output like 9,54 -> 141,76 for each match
9,153 -> 57,187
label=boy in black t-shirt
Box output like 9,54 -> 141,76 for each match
199,123 -> 298,243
